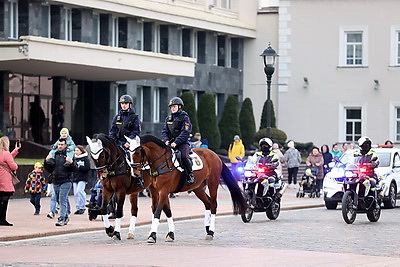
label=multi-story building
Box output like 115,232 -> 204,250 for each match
246,0 -> 400,146
0,0 -> 257,144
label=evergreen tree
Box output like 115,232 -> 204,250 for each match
239,98 -> 256,149
259,99 -> 276,130
180,92 -> 199,134
219,95 -> 241,149
197,93 -> 221,150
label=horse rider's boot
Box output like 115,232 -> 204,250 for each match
136,176 -> 144,188
182,158 -> 195,186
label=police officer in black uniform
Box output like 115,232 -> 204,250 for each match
109,94 -> 143,187
162,97 -> 195,186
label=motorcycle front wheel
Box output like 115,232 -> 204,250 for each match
241,192 -> 254,223
342,190 -> 357,224
367,201 -> 381,222
266,199 -> 280,220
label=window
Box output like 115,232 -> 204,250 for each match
197,31 -> 206,63
41,4 -> 51,38
50,5 -> 61,39
158,25 -> 169,54
99,14 -> 109,46
111,17 -> 118,47
213,0 -> 232,9
8,0 -> 18,39
118,17 -> 127,48
231,38 -> 239,68
217,35 -> 226,66
92,13 -> 100,44
345,108 -> 362,142
64,8 -> 72,41
137,86 -> 151,122
136,20 -> 143,50
340,28 -> 368,67
390,26 -> 400,66
181,28 -> 191,57
143,22 -> 153,52
71,9 -> 81,42
153,88 -> 168,122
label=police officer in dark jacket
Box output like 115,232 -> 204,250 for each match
109,95 -> 141,147
162,97 -> 195,186
44,138 -> 74,226
109,94 -> 143,188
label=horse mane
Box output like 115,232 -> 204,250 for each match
140,135 -> 166,148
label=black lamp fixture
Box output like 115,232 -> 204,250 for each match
260,43 -> 278,138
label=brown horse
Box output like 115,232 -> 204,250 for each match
86,133 -> 157,240
126,134 -> 246,243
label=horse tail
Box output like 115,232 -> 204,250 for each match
220,162 -> 246,215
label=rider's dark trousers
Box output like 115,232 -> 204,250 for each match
177,143 -> 192,173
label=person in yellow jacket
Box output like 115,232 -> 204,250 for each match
228,135 -> 245,180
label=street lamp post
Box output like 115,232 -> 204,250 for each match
260,43 -> 278,138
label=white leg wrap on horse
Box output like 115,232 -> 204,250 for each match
204,210 -> 211,226
103,215 -> 111,228
209,214 -> 216,232
150,218 -> 160,233
129,216 -> 137,232
115,218 -> 121,232
167,217 -> 175,232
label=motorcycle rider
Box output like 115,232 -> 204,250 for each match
348,136 -> 380,199
162,97 -> 195,186
250,138 -> 280,196
109,94 -> 143,188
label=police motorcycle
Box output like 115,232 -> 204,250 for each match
341,157 -> 381,224
237,156 -> 288,223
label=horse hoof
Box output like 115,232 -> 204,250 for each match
105,226 -> 115,237
127,232 -> 135,239
112,231 -> 121,240
147,232 -> 157,243
165,231 -> 175,242
205,230 -> 214,240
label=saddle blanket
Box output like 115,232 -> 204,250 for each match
172,151 -> 204,172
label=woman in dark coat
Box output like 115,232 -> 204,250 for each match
321,144 -> 333,176
72,145 -> 90,214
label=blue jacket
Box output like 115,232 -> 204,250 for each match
161,110 -> 191,146
109,107 -> 141,146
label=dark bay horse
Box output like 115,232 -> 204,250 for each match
126,135 -> 246,243
86,133 -> 157,240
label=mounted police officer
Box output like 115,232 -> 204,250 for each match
109,94 -> 143,187
253,138 -> 279,196
349,136 -> 380,198
162,97 -> 195,186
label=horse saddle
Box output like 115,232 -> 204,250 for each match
172,150 -> 204,172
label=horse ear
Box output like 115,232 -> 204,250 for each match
86,136 -> 92,145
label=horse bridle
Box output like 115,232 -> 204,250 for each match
130,145 -> 175,178
91,146 -> 129,180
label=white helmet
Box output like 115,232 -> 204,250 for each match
259,138 -> 273,147
358,136 -> 372,147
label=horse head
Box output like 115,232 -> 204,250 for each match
125,135 -> 147,169
86,134 -> 125,180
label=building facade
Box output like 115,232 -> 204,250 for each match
246,0 -> 400,147
0,0 -> 257,144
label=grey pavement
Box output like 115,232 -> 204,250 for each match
1,187 -> 399,266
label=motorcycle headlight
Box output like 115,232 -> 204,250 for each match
345,171 -> 356,178
244,171 -> 255,178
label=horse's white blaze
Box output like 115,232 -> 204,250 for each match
150,218 -> 160,233
103,215 -> 111,228
115,218 -> 122,232
129,216 -> 137,232
209,214 -> 216,232
167,217 -> 175,232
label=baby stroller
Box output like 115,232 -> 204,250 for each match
296,168 -> 319,198
87,179 -> 117,221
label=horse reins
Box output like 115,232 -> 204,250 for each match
131,145 -> 175,178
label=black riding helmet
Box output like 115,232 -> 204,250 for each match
168,97 -> 184,107
119,94 -> 133,103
